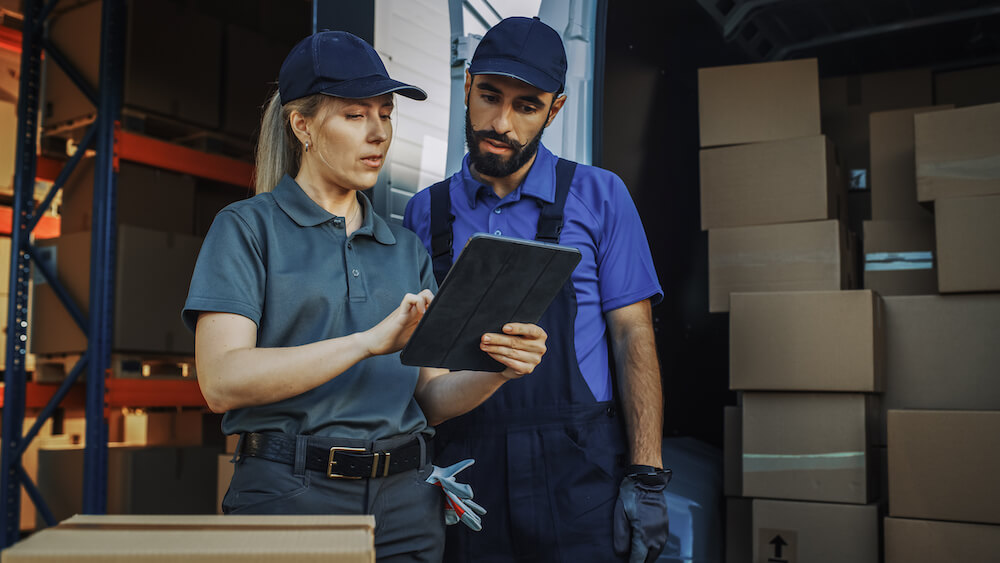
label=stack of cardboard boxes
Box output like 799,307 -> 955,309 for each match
706,60 -> 1000,562
699,58 -> 882,562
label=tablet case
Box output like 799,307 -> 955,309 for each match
400,234 -> 581,372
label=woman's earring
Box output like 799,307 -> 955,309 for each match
304,141 -> 310,152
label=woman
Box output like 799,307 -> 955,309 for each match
182,31 -> 547,562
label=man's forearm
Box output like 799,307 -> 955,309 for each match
608,300 -> 664,467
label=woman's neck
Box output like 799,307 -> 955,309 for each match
294,167 -> 364,235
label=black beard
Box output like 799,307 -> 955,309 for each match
465,109 -> 545,178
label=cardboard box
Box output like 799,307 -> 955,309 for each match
44,0 -> 223,129
933,64 -> 1000,108
60,159 -> 196,235
698,59 -> 820,148
730,290 -> 883,392
862,219 -> 937,296
113,410 -> 204,447
225,433 -> 240,454
888,410 -> 1000,525
881,295 -> 1000,427
5,514 -> 375,562
884,517 -> 1000,563
708,220 -> 848,313
915,103 -> 1000,201
31,226 -> 202,356
726,497 -> 751,563
752,499 -> 880,563
935,194 -> 1000,293
869,106 -> 952,221
820,68 -> 933,175
217,453 -> 234,515
743,392 -> 877,504
724,406 -> 742,497
699,135 -> 844,230
36,444 -> 220,527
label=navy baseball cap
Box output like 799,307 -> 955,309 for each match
469,16 -> 567,93
279,31 -> 427,103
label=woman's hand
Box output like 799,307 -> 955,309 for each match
480,323 -> 548,379
363,289 -> 434,357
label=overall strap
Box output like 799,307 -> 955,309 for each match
536,158 -> 578,243
428,179 -> 455,285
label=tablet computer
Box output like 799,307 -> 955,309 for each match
400,233 -> 581,372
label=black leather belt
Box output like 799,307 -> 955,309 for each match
239,432 -> 428,479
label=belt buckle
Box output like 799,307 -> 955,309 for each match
327,446 -> 366,479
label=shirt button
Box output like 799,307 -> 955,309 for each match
352,269 -> 360,277
347,243 -> 352,250
494,208 -> 502,214
494,230 -> 502,236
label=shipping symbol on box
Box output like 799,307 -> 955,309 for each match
758,529 -> 797,563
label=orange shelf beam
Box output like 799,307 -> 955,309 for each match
0,25 -> 21,54
117,130 -> 253,189
0,206 -> 60,239
0,382 -> 87,409
105,378 -> 207,408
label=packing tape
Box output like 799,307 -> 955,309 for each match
864,251 -> 933,272
917,155 -> 1000,180
743,451 -> 865,472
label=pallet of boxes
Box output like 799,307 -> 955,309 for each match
702,59 -> 1000,563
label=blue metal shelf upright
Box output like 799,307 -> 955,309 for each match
0,0 -> 125,548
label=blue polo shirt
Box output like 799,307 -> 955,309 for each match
184,175 -> 437,440
403,144 -> 662,401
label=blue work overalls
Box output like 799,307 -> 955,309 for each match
428,159 -> 628,562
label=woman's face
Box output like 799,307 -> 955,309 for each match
308,94 -> 394,191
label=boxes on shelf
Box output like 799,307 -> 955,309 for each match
59,159 -> 196,235
862,219 -> 937,296
933,64 -> 1000,108
752,499 -> 880,563
726,497 -> 752,563
820,68 -> 933,176
699,135 -> 844,230
697,58 -> 820,148
708,219 -> 849,313
217,454 -> 233,515
935,194 -> 1000,293
6,514 -> 375,563
108,409 -> 204,447
36,444 -> 220,526
223,23 -> 290,138
888,409 -> 1000,525
743,392 -> 879,504
44,0 -> 223,130
30,225 -> 202,358
730,290 -> 883,392
884,517 -> 1000,563
915,102 -> 1000,202
869,105 -> 951,221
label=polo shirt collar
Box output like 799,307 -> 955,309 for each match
459,143 -> 558,208
272,174 -> 395,245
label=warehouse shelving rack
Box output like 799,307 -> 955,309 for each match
0,0 -> 253,549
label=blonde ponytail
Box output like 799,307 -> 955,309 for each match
253,90 -> 326,194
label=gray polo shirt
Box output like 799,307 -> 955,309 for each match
183,174 -> 437,440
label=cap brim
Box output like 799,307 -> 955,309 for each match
321,76 -> 428,101
469,58 -> 562,93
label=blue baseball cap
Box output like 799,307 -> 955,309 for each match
279,31 -> 427,103
469,16 -> 567,93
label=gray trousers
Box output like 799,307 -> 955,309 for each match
223,433 -> 445,562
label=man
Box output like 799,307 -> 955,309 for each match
404,16 -> 669,563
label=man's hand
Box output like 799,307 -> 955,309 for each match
613,466 -> 671,563
479,323 -> 547,379
362,290 -> 434,356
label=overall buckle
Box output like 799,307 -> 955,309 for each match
327,446 -> 365,479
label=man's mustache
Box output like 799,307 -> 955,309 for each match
471,128 -> 524,151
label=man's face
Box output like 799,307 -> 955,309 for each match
464,74 -> 564,178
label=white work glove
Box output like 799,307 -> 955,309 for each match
425,459 -> 486,531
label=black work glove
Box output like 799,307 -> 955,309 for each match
612,465 -> 671,563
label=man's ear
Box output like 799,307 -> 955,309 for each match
545,94 -> 568,128
464,70 -> 473,105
